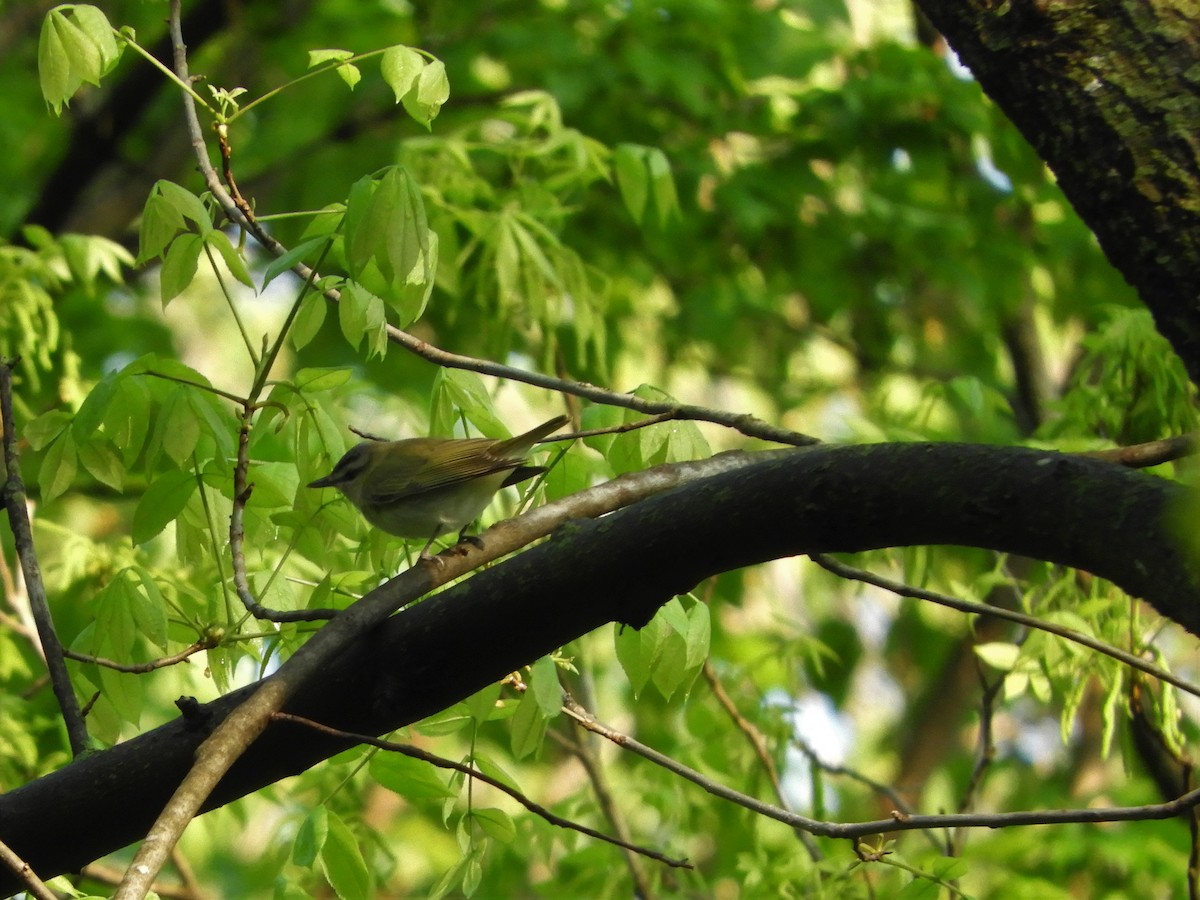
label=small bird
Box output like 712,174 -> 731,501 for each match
307,415 -> 569,558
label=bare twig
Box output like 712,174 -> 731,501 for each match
273,712 -> 692,869
563,692 -> 1200,838
810,554 -> 1200,700
64,640 -> 217,674
0,836 -> 55,900
792,735 -> 915,821
0,359 -> 88,756
1077,433 -> 1198,468
551,709 -> 657,896
702,662 -> 822,862
951,663 -> 1004,854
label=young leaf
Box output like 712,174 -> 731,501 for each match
160,233 -> 203,306
205,230 -> 255,289
77,436 -> 125,491
308,48 -> 353,68
336,63 -> 361,89
381,45 -> 423,101
320,811 -> 371,900
528,655 -> 561,719
262,237 -> 328,289
472,808 -> 516,844
293,807 -> 328,866
614,144 -> 649,225
405,59 -> 450,127
510,690 -> 548,759
39,429 -> 77,504
290,293 -> 327,350
370,753 -> 455,800
132,469 -> 197,544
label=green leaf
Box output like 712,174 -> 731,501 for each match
510,690 -> 547,759
336,63 -> 361,89
370,752 -> 455,800
77,436 -> 125,491
645,146 -> 680,225
160,389 -> 201,465
127,568 -> 169,651
37,5 -> 119,112
974,641 -> 1021,670
308,48 -> 353,68
137,191 -> 187,264
204,230 -> 254,288
429,368 -> 506,438
70,5 -> 121,76
52,12 -> 100,86
38,10 -> 74,114
472,808 -> 515,844
406,59 -> 450,127
24,409 -> 71,451
464,682 -> 503,724
293,806 -> 328,866
132,469 -> 197,544
381,45 -> 423,102
614,614 -> 666,699
614,144 -> 649,225
154,181 -> 212,230
528,655 -> 561,718
338,281 -> 387,357
684,601 -> 711,670
342,166 -> 436,325
262,237 -> 328,289
291,292 -> 327,350
106,376 -> 152,465
60,234 -> 133,290
39,429 -> 77,504
294,367 -> 353,393
320,811 -> 371,900
160,233 -> 203,306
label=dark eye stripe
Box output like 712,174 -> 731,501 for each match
329,444 -> 370,483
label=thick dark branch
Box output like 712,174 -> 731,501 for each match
0,443 -> 1196,892
915,0 -> 1200,380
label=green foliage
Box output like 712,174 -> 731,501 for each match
38,4 -> 121,115
0,1 -> 1196,898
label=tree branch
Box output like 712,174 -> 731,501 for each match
4,443 -> 1199,891
0,359 -> 88,756
273,712 -> 691,869
915,0 -> 1200,384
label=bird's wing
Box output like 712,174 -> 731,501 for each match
363,438 -> 523,504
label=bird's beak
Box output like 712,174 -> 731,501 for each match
307,473 -> 340,489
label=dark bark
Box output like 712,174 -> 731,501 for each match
915,0 -> 1200,381
1,443 -> 1195,894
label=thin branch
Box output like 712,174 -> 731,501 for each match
702,662 -> 822,862
0,359 -> 89,756
82,861 -> 206,900
951,663 -> 1004,854
0,836 -> 55,900
1077,433 -> 1198,468
64,640 -> 216,674
788,733 -> 945,855
550,698 -> 657,897
562,694 -> 1200,838
810,554 -> 1200,700
272,712 -> 692,869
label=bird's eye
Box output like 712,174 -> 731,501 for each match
331,444 -> 370,482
